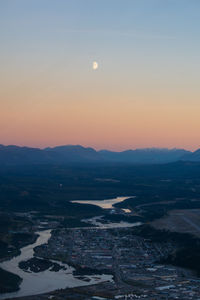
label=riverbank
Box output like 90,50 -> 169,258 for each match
0,268 -> 22,294
0,229 -> 113,300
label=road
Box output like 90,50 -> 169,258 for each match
181,216 -> 200,234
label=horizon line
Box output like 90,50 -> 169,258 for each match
0,143 -> 198,153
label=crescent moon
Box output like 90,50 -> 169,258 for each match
93,61 -> 98,70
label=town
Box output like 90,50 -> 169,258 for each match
31,226 -> 200,300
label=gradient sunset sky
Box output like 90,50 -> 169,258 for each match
1,0 -> 200,150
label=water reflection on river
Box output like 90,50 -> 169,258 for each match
0,196 -> 140,299
82,216 -> 142,229
71,196 -> 134,209
0,230 -> 113,299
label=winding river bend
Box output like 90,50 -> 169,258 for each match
0,230 -> 113,299
0,196 -> 140,299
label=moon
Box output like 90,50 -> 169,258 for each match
93,61 -> 98,70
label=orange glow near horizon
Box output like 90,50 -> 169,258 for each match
1,86 -> 200,151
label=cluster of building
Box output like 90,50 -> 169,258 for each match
35,227 -> 200,299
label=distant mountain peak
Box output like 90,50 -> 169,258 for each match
0,144 -> 198,165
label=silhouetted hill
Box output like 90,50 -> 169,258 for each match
0,144 -> 197,165
0,145 -> 100,165
44,145 -> 100,161
0,145 -> 56,165
180,148 -> 200,161
99,148 -> 190,164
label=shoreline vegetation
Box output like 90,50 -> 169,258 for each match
0,267 -> 22,294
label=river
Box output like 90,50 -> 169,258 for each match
71,196 -> 134,209
0,196 -> 139,299
0,230 -> 113,299
82,216 -> 142,229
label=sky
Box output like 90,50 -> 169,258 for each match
0,0 -> 200,151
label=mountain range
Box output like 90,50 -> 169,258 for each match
0,144 -> 200,165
